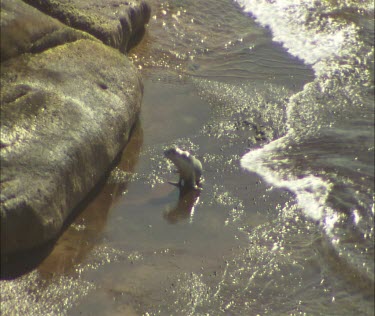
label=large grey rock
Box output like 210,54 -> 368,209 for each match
1,39 -> 143,254
0,0 -> 148,254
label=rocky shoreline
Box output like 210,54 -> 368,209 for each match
0,0 -> 151,254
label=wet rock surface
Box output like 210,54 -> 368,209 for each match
0,0 -> 150,254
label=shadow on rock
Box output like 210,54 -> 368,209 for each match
1,122 -> 143,279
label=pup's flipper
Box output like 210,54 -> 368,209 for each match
167,181 -> 181,187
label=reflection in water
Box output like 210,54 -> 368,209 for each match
107,120 -> 144,203
1,121 -> 143,280
163,186 -> 201,224
38,121 -> 144,277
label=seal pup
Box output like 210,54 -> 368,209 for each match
164,147 -> 202,190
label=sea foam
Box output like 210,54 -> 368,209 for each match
236,0 -> 367,223
240,135 -> 335,223
234,0 -> 359,76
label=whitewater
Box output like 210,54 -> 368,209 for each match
238,0 -> 374,227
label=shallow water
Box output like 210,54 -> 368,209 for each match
1,0 -> 374,315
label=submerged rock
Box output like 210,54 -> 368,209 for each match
0,0 -> 150,254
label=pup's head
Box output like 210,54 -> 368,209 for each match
164,147 -> 178,159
